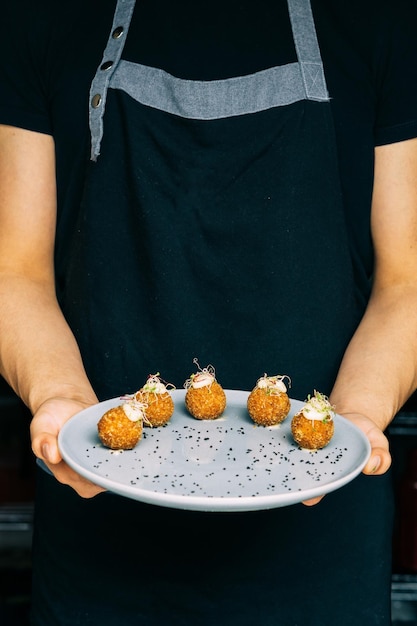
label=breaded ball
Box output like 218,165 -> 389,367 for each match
184,366 -> 226,420
135,374 -> 175,427
97,402 -> 144,450
247,374 -> 291,426
291,391 -> 335,450
136,390 -> 174,426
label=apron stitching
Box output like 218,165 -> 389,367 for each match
287,0 -> 329,101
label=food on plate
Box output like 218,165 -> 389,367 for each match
97,397 -> 148,450
247,374 -> 291,426
291,390 -> 335,449
135,373 -> 175,427
184,360 -> 226,420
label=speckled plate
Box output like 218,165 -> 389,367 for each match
58,389 -> 371,512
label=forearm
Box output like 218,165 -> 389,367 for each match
0,127 -> 103,496
330,284 -> 417,430
0,272 -> 96,414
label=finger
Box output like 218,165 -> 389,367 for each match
362,446 -> 392,476
31,430 -> 63,465
43,459 -> 106,498
302,495 -> 325,506
347,418 -> 392,477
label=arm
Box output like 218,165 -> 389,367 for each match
0,125 -> 103,497
303,137 -> 417,506
330,137 -> 417,472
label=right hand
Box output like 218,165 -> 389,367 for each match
30,396 -> 106,498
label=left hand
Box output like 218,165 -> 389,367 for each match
302,412 -> 391,506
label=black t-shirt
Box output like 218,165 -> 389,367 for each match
1,0 -> 417,298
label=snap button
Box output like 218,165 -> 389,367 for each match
112,26 -> 124,39
100,60 -> 114,71
91,94 -> 102,108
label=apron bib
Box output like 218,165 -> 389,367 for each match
63,0 -> 358,401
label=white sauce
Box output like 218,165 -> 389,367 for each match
143,379 -> 167,394
257,376 -> 287,393
191,372 -> 214,389
122,402 -> 145,422
302,397 -> 334,421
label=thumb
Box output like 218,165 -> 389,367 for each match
362,445 -> 391,476
30,396 -> 95,466
31,429 -> 63,465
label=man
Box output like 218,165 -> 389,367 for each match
0,0 -> 416,623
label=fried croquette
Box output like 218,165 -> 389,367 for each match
247,374 -> 291,426
97,401 -> 145,450
135,373 -> 175,427
291,390 -> 335,449
184,363 -> 226,420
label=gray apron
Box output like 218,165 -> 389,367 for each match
32,1 -> 393,624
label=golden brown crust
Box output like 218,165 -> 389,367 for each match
185,381 -> 226,420
97,406 -> 143,450
247,387 -> 291,426
135,390 -> 174,427
291,411 -> 334,449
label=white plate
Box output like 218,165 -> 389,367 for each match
58,389 -> 371,512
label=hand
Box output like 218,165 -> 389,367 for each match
342,411 -> 392,475
302,412 -> 391,507
30,396 -> 106,498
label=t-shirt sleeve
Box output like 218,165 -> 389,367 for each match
0,3 -> 53,135
374,0 -> 417,146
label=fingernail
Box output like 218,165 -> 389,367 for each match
42,443 -> 50,462
371,456 -> 381,473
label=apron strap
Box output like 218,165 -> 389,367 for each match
89,0 -> 136,160
287,0 -> 329,101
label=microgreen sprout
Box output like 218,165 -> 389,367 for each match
120,394 -> 152,426
303,390 -> 335,422
142,372 -> 175,395
184,358 -> 216,389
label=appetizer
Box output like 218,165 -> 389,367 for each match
247,374 -> 291,426
291,390 -> 335,450
135,373 -> 175,427
97,396 -> 148,450
184,361 -> 226,420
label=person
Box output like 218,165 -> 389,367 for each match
0,0 -> 417,623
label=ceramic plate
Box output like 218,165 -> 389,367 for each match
58,389 -> 371,512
